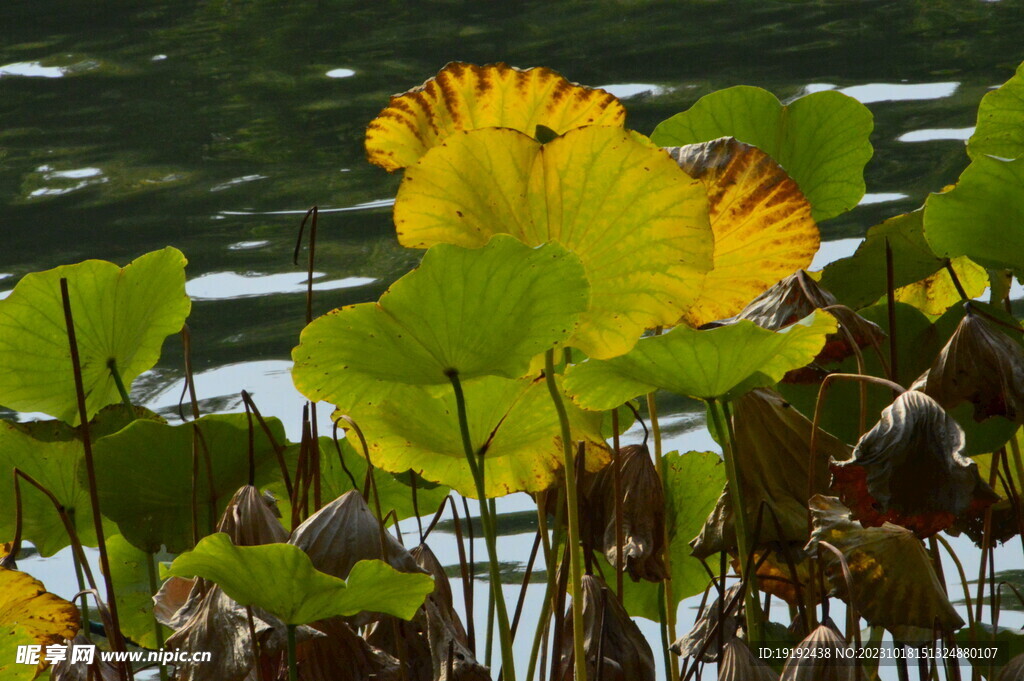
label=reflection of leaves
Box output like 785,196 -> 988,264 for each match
666,137 -> 819,326
365,61 -> 625,171
652,85 -> 873,221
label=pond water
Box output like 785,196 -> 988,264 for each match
3,1 -> 1024,679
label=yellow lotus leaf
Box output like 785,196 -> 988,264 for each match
0,567 -> 80,680
394,125 -> 713,359
666,137 -> 820,326
365,61 -> 625,171
894,255 -> 988,317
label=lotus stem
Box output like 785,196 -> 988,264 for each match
146,552 -> 169,681
107,358 -> 133,411
611,408 -> 624,602
448,369 -> 516,681
526,487 -> 564,681
707,398 -> 764,645
543,348 -> 586,681
60,278 -> 134,681
884,237 -> 899,384
286,624 -> 298,681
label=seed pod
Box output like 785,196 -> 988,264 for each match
913,309 -> 1024,422
583,444 -> 667,581
780,620 -> 853,681
718,638 -> 779,681
831,391 -> 998,537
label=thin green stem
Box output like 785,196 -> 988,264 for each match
146,553 -> 169,681
543,349 -> 586,681
448,370 -> 516,681
287,624 -> 298,681
107,359 -> 133,410
708,398 -> 764,644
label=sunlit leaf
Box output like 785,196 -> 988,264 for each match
968,60 -> 1024,160
393,125 -> 712,359
107,534 -> 173,650
292,235 -> 588,410
665,137 -> 820,325
564,311 -> 837,408
924,156 -> 1024,276
893,256 -> 987,317
652,86 -> 873,221
0,567 -> 80,680
344,375 -> 610,498
91,413 -> 287,553
365,61 -> 625,171
0,247 -> 190,424
166,533 -> 434,625
806,495 -> 963,639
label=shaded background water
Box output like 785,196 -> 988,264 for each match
3,0 -> 1024,678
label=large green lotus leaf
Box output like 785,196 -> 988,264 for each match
90,413 -> 287,553
564,311 -> 837,408
0,247 -> 190,425
603,450 -> 726,622
292,235 -> 589,411
392,125 -> 713,359
924,156 -> 1024,276
165,533 -> 434,624
651,86 -> 873,222
365,61 -> 625,171
268,436 -> 450,529
107,534 -> 173,649
968,61 -> 1024,160
345,375 -> 610,498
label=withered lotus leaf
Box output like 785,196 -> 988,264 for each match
50,634 -> 120,681
830,390 -> 998,537
669,584 -> 743,663
0,568 -> 80,680
779,620 -> 852,681
665,137 -> 820,327
556,574 -> 656,681
365,62 -> 625,172
217,485 -> 288,546
805,495 -> 963,639
297,617 -> 402,681
424,600 -> 491,681
583,444 -> 667,582
719,638 -> 780,681
691,389 -> 851,558
734,547 -> 820,608
364,615 -> 433,681
913,309 -> 1024,423
411,543 -> 468,644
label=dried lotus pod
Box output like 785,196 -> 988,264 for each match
718,638 -> 779,681
831,390 -> 997,537
780,620 -> 853,681
670,584 -> 743,663
556,574 -> 656,681
913,309 -> 1024,422
582,444 -> 667,581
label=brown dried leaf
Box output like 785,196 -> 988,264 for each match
50,634 -> 120,681
364,616 -> 432,681
424,600 -> 491,681
806,496 -> 963,639
831,390 -> 997,537
780,620 -> 853,681
411,543 -> 467,644
719,638 -> 780,681
669,584 -> 742,663
296,617 -> 402,681
216,485 -> 287,546
913,310 -> 1024,422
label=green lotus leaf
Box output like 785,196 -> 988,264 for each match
968,60 -> 1024,160
90,413 -> 287,553
268,436 -> 450,529
564,311 -> 838,408
651,86 -> 873,222
292,235 -> 589,411
0,247 -> 190,425
107,534 -> 173,649
924,156 -> 1024,276
165,533 -> 434,625
344,375 -> 610,498
392,125 -> 712,359
605,450 -> 726,622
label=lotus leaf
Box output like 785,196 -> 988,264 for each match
365,61 -> 625,171
0,247 -> 190,424
292,235 -> 588,410
166,533 -> 434,625
670,584 -> 743,663
924,156 -> 1024,276
215,484 -> 288,546
392,125 -> 712,359
342,375 -> 610,497
968,60 -> 1024,160
831,391 -> 998,538
805,496 -> 963,639
0,567 -> 80,680
665,137 -> 820,326
718,639 -> 779,681
893,256 -> 987,317
297,617 -> 404,681
779,621 -> 852,681
106,533 -> 173,649
90,413 -> 287,553
564,311 -> 837,408
651,86 -> 873,221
